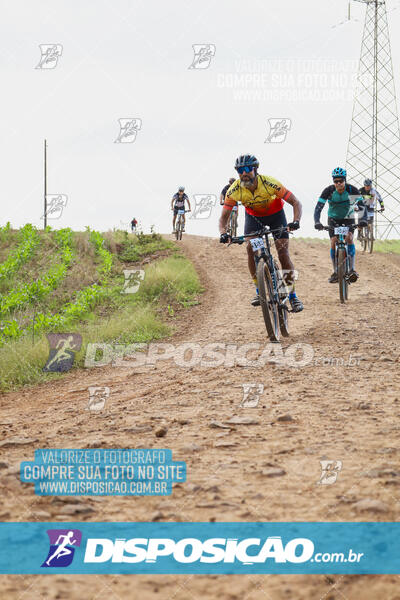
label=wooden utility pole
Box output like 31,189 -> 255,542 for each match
44,139 -> 47,229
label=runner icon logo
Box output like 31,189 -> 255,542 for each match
87,386 -> 110,412
41,529 -> 82,568
190,195 -> 216,219
114,118 -> 142,143
43,194 -> 68,220
265,118 -> 292,143
240,383 -> 264,408
121,269 -> 145,294
318,460 -> 342,485
35,44 -> 63,69
188,44 -> 216,69
43,333 -> 82,373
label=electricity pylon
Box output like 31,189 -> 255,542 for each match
346,0 -> 400,238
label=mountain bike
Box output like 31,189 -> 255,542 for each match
226,207 -> 238,237
229,226 -> 292,342
322,224 -> 356,303
174,209 -> 190,240
358,209 -> 383,254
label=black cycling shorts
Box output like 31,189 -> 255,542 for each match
173,205 -> 185,215
327,217 -> 355,238
244,209 -> 288,239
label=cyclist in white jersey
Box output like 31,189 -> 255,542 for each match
358,179 -> 384,224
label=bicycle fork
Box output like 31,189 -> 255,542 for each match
335,240 -> 349,277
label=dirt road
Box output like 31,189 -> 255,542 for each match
1,235 -> 400,599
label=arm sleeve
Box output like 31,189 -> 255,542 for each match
314,201 -> 325,222
374,188 -> 383,204
314,186 -> 332,221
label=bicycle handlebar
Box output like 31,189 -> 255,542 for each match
228,225 -> 292,244
320,224 -> 358,233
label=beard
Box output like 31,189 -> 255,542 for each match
241,174 -> 257,189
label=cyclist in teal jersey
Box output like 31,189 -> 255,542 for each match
314,167 -> 367,283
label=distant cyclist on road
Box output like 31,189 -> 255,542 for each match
171,186 -> 191,233
358,178 -> 384,230
219,154 -> 303,313
314,167 -> 368,284
130,217 -> 138,233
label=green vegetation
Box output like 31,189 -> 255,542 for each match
0,228 -> 74,317
297,236 -> 400,254
373,239 -> 400,254
111,230 -> 174,262
0,223 -> 40,281
0,226 -> 202,391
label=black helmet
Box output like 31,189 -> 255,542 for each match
364,178 -> 372,186
235,154 -> 259,170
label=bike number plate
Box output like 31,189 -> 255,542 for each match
178,209 -> 185,215
250,237 -> 265,252
334,226 -> 349,235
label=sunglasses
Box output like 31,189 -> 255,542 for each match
236,166 -> 254,174
333,178 -> 345,184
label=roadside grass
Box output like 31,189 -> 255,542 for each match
0,245 -> 203,391
297,237 -> 400,254
373,239 -> 400,254
103,229 -> 174,262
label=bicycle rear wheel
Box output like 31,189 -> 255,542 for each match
337,247 -> 348,303
361,227 -> 367,252
368,223 -> 374,254
257,259 -> 280,341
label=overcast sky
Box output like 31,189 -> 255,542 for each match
1,0 -> 400,237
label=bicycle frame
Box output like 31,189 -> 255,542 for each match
321,223 -> 356,303
335,232 -> 349,273
229,226 -> 288,306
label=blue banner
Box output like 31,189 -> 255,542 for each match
0,522 -> 398,574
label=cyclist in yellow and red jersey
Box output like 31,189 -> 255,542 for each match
219,154 -> 303,312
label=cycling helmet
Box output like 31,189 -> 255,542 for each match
332,167 -> 347,178
235,154 -> 259,170
178,186 -> 185,192
364,178 -> 372,186
229,178 -> 235,184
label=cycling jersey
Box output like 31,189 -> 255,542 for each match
359,186 -> 383,212
173,193 -> 188,208
315,184 -> 365,220
224,175 -> 292,217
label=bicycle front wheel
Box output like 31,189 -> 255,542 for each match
337,247 -> 348,304
257,259 -> 280,341
232,212 -> 238,237
274,261 -> 289,337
